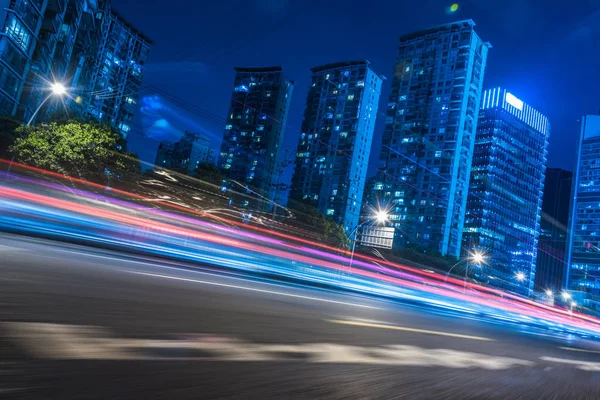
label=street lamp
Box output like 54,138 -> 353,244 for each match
444,251 -> 487,290
347,210 -> 389,271
27,81 -> 68,126
515,272 -> 526,282
545,289 -> 553,297
561,291 -> 571,301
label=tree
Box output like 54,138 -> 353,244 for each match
10,120 -> 140,184
290,202 -> 350,250
194,162 -> 224,185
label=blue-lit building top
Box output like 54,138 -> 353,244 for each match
290,60 -> 383,235
218,66 -> 294,205
567,115 -> 600,310
371,20 -> 490,257
463,88 -> 549,296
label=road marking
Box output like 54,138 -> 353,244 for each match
541,357 -> 600,371
3,322 -> 531,369
127,271 -> 382,310
326,319 -> 494,341
559,347 -> 600,355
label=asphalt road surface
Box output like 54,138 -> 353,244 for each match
2,233 -> 600,399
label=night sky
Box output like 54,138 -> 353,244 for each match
119,0 -> 600,177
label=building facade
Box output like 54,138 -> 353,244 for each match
85,9 -> 151,136
218,66 -> 294,205
567,115 -> 600,310
371,20 -> 490,257
0,0 -> 150,132
535,168 -> 572,293
155,131 -> 214,175
462,88 -> 550,295
290,60 -> 383,235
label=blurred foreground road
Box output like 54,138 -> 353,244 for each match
2,234 -> 600,399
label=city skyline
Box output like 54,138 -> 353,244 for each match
113,0 -> 597,177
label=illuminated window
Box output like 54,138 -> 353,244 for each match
356,81 -> 365,87
5,17 -> 30,51
399,95 -> 407,101
326,209 -> 335,216
347,94 -> 354,100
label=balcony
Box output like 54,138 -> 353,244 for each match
40,13 -> 60,34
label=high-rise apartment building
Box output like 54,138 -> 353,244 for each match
535,168 -> 571,293
155,131 -> 214,175
218,66 -> 294,204
0,0 -> 150,132
462,88 -> 550,295
371,20 -> 490,257
567,115 -> 600,310
85,10 -> 152,136
290,60 -> 383,234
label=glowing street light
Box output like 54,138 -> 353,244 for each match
471,252 -> 484,266
347,209 -> 390,272
515,272 -> 526,282
545,289 -> 553,297
27,81 -> 68,126
51,82 -> 66,96
561,291 -> 571,301
375,210 -> 389,224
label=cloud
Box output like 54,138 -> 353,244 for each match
138,95 -> 222,145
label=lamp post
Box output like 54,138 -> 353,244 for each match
445,251 -> 486,290
347,210 -> 389,272
27,82 -> 67,126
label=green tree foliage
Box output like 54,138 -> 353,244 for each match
291,202 -> 350,250
10,120 -> 140,184
194,162 -> 224,185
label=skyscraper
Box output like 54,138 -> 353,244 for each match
535,168 -> 572,293
463,88 -> 550,295
290,60 -> 383,234
85,10 -> 152,136
218,66 -> 294,204
371,20 -> 490,257
567,115 -> 600,310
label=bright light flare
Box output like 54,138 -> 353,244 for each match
562,291 -> 572,300
515,272 -> 526,282
470,251 -> 485,265
375,210 -> 389,223
545,290 -> 553,297
51,82 -> 67,96
449,3 -> 459,12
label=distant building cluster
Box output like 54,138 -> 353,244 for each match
156,131 -> 214,175
5,9 -> 600,309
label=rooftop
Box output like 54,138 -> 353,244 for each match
399,19 -> 476,42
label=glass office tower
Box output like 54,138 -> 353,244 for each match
372,20 -> 490,257
218,66 -> 294,205
463,88 -> 549,296
567,115 -> 600,310
291,60 -> 383,235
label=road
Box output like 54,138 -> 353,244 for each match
2,234 -> 600,399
